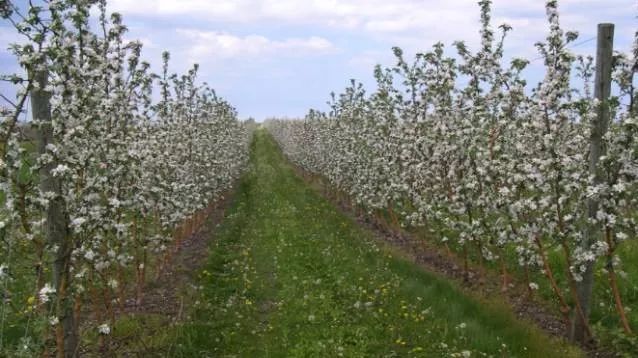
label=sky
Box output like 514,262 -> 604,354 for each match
1,0 -> 636,121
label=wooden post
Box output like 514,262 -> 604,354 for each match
572,23 -> 614,344
33,69 -> 78,357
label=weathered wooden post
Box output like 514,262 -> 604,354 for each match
32,69 -> 78,357
572,23 -> 614,344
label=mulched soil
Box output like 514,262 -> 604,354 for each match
124,189 -> 237,317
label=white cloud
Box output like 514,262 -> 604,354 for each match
176,29 -> 336,63
108,0 -> 475,32
106,1 -> 634,30
111,1 -> 633,36
106,0 -> 636,61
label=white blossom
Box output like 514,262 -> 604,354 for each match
49,316 -> 59,326
39,283 -> 56,303
98,323 -> 111,335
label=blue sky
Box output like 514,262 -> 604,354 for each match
1,0 -> 636,121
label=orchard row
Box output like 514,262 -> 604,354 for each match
0,1 -> 251,356
267,0 -> 637,346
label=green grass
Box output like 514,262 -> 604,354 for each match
370,176 -> 637,354
432,209 -> 638,353
165,129 -> 581,357
409,213 -> 637,354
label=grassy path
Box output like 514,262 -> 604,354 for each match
170,130 -> 580,357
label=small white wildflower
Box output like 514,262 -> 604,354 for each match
612,182 -> 626,193
108,198 -> 121,208
49,316 -> 59,326
74,268 -> 87,279
51,164 -> 70,177
529,282 -> 539,290
98,323 -> 110,335
84,249 -> 96,261
94,260 -> 110,271
0,263 -> 8,279
39,283 -> 56,303
70,217 -> 87,230
108,279 -> 118,289
114,223 -> 128,233
45,143 -> 58,153
616,232 -> 628,241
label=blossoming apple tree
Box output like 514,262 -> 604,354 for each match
266,0 -> 636,344
0,0 -> 250,356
